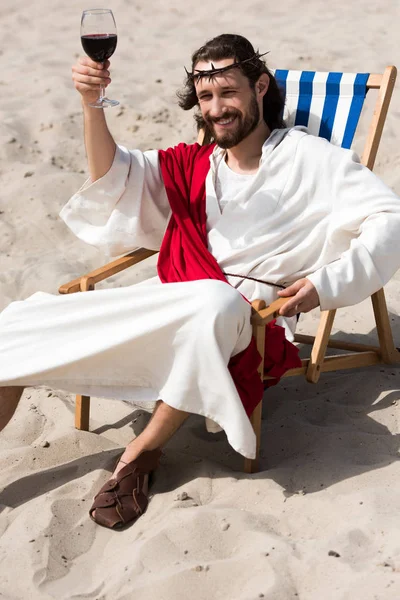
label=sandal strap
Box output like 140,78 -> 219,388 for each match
89,448 -> 161,529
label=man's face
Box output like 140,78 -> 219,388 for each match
194,58 -> 261,149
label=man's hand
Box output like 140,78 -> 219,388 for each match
71,57 -> 117,182
72,57 -> 111,106
277,278 -> 320,317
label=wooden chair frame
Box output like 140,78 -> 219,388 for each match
59,66 -> 399,474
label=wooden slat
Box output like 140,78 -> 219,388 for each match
80,276 -> 95,292
73,276 -> 95,429
265,351 -> 382,380
75,395 -> 90,430
251,296 -> 294,325
244,399 -> 263,475
366,73 -> 383,89
251,299 -> 266,312
197,128 -> 213,146
362,66 -> 397,170
244,320 -> 266,474
264,351 -> 382,380
197,129 -> 205,145
281,365 -> 308,377
264,358 -> 308,379
306,310 -> 336,383
371,289 -> 399,363
59,248 -> 158,294
294,333 -> 382,355
318,351 -> 381,371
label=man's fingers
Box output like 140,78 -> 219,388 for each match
279,286 -> 309,316
74,82 -> 104,93
73,72 -> 111,86
71,57 -> 112,102
72,61 -> 111,95
279,296 -> 302,317
78,56 -> 106,70
278,281 -> 304,314
279,280 -> 320,317
278,280 -> 305,297
72,64 -> 110,78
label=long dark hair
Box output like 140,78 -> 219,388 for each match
177,33 -> 285,140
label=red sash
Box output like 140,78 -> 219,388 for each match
157,142 -> 301,416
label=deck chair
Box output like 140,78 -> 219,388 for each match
59,65 -> 399,474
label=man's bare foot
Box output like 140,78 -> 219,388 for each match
0,386 -> 24,432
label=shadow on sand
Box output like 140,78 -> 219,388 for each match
1,312 -> 399,509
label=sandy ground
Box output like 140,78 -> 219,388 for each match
0,0 -> 400,598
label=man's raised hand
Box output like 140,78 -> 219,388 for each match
72,57 -> 111,105
277,278 -> 320,317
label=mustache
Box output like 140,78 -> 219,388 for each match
206,111 -> 241,124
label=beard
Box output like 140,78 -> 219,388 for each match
203,93 -> 260,149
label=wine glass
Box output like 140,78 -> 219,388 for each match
80,8 -> 119,108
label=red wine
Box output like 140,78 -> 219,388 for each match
81,34 -> 117,62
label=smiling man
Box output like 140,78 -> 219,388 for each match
0,34 -> 399,530
195,58 -> 266,152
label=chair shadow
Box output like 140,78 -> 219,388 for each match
255,309 -> 400,494
92,409 -> 151,435
0,448 -> 122,510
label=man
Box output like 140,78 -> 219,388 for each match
0,34 -> 399,530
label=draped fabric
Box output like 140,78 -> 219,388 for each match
158,142 -> 301,417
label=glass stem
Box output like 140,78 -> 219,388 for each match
99,85 -> 105,101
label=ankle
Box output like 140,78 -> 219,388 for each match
125,434 -> 163,456
113,441 -> 161,476
120,441 -> 146,461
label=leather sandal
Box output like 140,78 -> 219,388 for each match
89,448 -> 162,529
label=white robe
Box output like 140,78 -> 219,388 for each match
1,127 -> 399,459
59,126 -> 400,311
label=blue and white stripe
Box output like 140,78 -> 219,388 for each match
271,69 -> 369,148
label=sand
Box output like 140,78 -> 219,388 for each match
0,0 -> 400,598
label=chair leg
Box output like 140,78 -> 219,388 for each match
66,278 -> 94,433
73,277 -> 95,431
244,401 -> 262,473
75,395 -> 90,431
371,289 -> 399,363
244,318 -> 266,474
306,310 -> 336,383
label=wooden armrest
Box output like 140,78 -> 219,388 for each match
59,248 -> 159,294
251,296 -> 294,325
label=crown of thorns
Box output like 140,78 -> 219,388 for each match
185,51 -> 269,82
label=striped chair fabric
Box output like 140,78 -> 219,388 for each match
271,70 -> 370,149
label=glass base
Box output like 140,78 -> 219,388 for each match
89,97 -> 119,108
